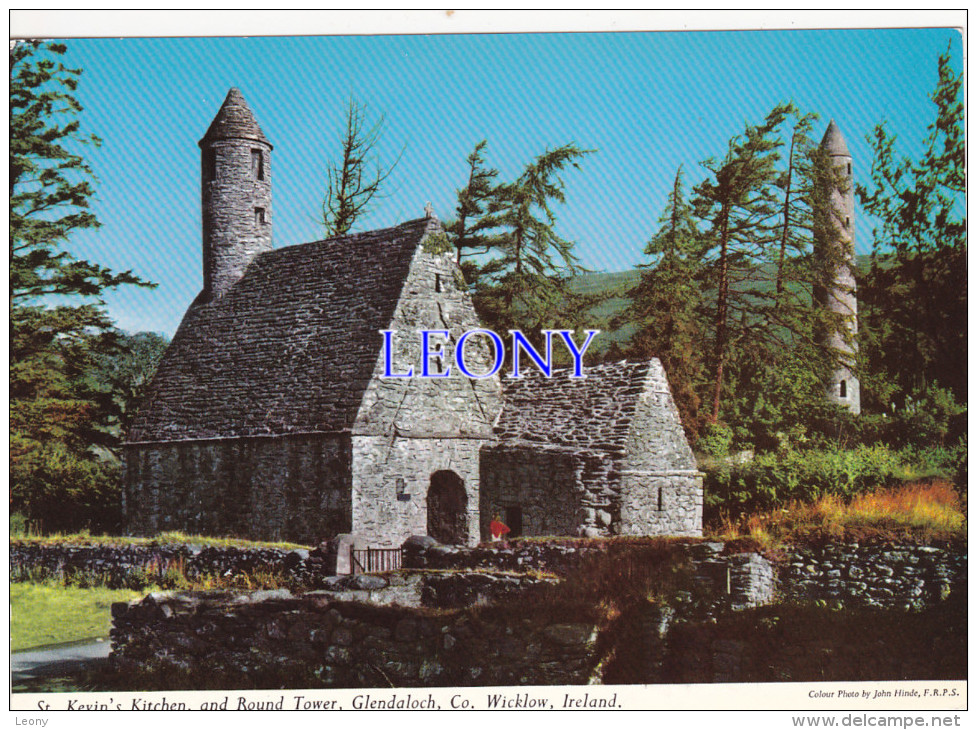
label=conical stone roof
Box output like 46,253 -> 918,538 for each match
821,119 -> 850,157
199,87 -> 272,148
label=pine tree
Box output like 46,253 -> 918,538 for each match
857,45 -> 966,406
616,167 -> 707,437
472,143 -> 601,351
445,140 -> 501,271
321,96 -> 402,237
10,41 -> 152,532
692,104 -> 792,423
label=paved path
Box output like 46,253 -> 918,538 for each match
11,639 -> 111,682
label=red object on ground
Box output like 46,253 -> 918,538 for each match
490,519 -> 511,540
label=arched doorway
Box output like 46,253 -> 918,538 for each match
427,471 -> 468,545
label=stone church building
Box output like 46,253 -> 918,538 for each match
123,88 -> 703,547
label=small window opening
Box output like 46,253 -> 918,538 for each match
255,207 -> 266,226
396,477 -> 410,501
435,354 -> 442,374
657,487 -> 663,512
435,273 -> 442,293
204,149 -> 216,181
505,506 -> 523,538
251,149 -> 264,180
839,379 -> 847,398
847,162 -> 852,176
845,216 -> 850,229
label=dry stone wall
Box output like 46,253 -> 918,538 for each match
778,542 -> 966,610
110,589 -> 599,689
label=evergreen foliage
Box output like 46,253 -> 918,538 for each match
320,96 -> 403,237
446,142 -> 606,360
10,41 -> 154,532
857,45 -> 966,408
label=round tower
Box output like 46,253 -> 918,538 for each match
199,87 -> 273,299
815,119 -> 860,415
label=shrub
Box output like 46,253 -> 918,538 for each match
696,422 -> 734,459
704,444 -> 910,517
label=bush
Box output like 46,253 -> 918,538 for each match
704,444 -> 912,517
696,422 -> 734,458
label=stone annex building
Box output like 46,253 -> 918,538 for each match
124,88 -> 706,547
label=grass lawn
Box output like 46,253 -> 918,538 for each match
10,583 -> 145,652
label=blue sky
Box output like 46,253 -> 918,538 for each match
35,26 -> 963,336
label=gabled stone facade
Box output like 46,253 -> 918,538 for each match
480,360 -> 702,539
123,88 -> 703,547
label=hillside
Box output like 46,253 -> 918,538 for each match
567,255 -> 875,353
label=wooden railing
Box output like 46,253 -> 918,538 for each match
350,546 -> 403,575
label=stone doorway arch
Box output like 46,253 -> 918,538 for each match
427,471 -> 468,545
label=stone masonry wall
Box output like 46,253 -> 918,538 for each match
350,233 -> 501,548
351,436 -> 484,548
202,136 -> 273,300
778,542 -> 967,610
124,433 -> 351,545
479,444 -> 619,539
110,590 -> 600,689
618,471 -> 703,537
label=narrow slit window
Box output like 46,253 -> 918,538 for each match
839,379 -> 847,398
845,216 -> 850,229
396,477 -> 410,501
657,487 -> 663,512
847,162 -> 852,176
204,149 -> 216,181
255,207 -> 266,226
251,149 -> 264,180
435,273 -> 442,293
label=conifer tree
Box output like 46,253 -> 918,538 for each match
10,41 -> 152,531
857,46 -> 966,406
692,104 -> 792,423
321,96 -> 402,237
616,167 -> 707,437
445,140 -> 501,268
472,143 -> 601,348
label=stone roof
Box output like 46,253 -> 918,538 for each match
821,119 -> 850,157
128,217 -> 435,443
199,87 -> 272,149
495,360 -> 656,453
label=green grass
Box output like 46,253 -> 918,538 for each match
10,583 -> 145,652
10,529 -> 311,551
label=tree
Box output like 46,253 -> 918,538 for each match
857,46 -> 966,407
615,167 -> 708,438
10,41 -> 153,532
321,96 -> 402,237
692,104 -> 793,423
91,331 -> 171,441
445,140 -> 501,270
472,143 -> 601,348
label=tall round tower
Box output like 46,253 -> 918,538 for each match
199,88 -> 273,300
815,120 -> 860,415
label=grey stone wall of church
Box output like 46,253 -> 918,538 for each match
479,444 -> 620,539
350,233 -> 500,548
351,436 -> 484,548
622,360 -> 699,474
124,433 -> 351,544
353,240 -> 503,440
618,471 -> 703,537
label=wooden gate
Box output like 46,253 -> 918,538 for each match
350,546 -> 403,575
